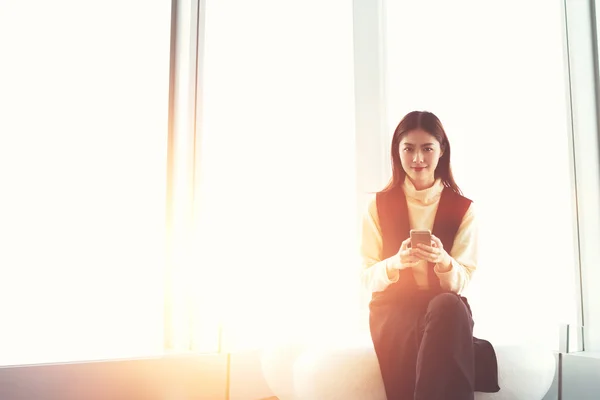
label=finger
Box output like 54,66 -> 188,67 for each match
411,249 -> 425,258
431,235 -> 443,249
401,249 -> 414,258
412,249 -> 435,263
415,247 -> 444,260
408,247 -> 424,256
413,249 -> 437,261
416,243 -> 435,254
400,237 -> 412,250
405,245 -> 424,256
413,249 -> 434,261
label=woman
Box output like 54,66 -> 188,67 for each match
361,111 -> 500,400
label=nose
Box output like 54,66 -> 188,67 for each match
413,151 -> 424,164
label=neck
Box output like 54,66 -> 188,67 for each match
408,176 -> 436,191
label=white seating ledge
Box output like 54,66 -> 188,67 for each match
261,339 -> 556,400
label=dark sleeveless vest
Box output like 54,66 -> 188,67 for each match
374,183 -> 472,299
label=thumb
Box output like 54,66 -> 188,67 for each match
400,237 -> 411,251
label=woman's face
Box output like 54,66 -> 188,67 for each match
398,129 -> 444,188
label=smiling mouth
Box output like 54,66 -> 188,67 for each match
412,167 -> 427,171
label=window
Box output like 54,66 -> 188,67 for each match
192,0 -> 358,352
384,0 -> 578,351
0,0 -> 171,364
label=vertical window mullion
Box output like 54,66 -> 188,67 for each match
165,0 -> 202,353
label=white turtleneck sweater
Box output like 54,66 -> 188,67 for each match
360,178 -> 478,294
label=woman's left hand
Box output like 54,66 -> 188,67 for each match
414,235 -> 452,269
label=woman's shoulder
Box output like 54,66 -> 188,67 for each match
443,187 -> 474,208
373,184 -> 404,207
443,186 -> 473,201
454,192 -> 478,225
439,187 -> 476,224
364,192 -> 379,214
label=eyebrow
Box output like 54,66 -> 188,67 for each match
402,142 -> 436,146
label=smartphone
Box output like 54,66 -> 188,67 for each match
410,229 -> 431,248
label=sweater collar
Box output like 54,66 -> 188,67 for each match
402,177 -> 444,205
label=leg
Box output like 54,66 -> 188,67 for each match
370,301 -> 421,400
414,293 -> 475,400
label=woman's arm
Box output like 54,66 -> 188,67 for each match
434,202 -> 478,293
360,196 -> 400,292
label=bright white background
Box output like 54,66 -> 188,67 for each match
194,0 -> 359,352
0,0 -> 583,365
0,0 -> 170,364
385,0 -> 578,350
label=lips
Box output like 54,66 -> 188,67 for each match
412,167 -> 426,171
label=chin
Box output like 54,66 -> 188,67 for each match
410,171 -> 428,178
408,172 -> 435,184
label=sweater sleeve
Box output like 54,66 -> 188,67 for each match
360,196 -> 400,293
434,202 -> 478,294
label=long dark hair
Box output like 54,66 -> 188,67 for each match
380,111 -> 462,195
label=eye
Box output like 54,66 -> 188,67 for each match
403,147 -> 413,152
424,147 -> 434,152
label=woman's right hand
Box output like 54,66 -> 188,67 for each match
386,237 -> 420,274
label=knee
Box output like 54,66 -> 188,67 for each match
426,293 -> 468,321
424,293 -> 473,343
